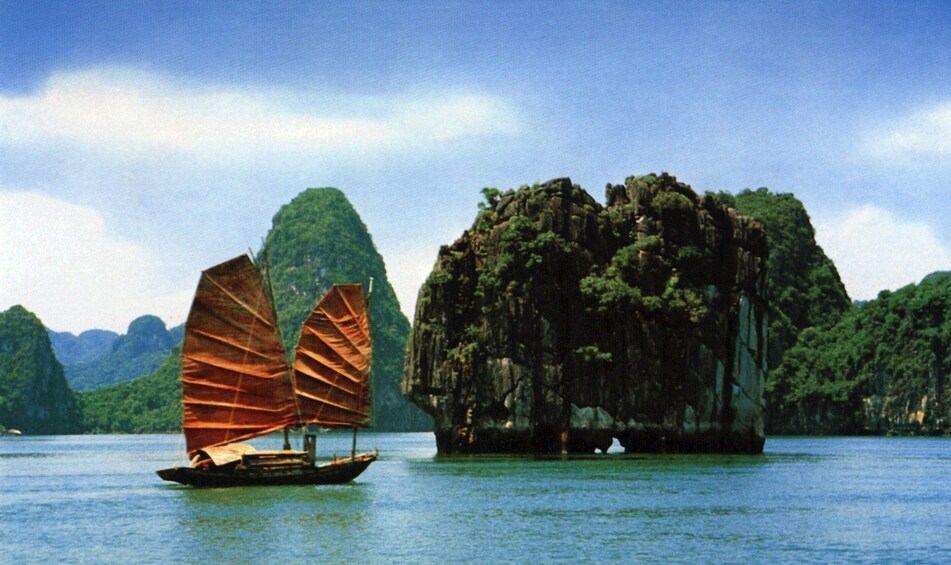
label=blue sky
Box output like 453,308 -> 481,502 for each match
1,1 -> 949,333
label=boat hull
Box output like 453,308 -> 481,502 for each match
156,452 -> 377,487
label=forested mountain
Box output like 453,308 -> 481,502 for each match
260,187 -> 431,431
712,188 -> 852,432
76,187 -> 431,433
65,315 -> 182,392
13,183 -> 939,438
78,346 -> 181,433
0,305 -> 80,434
770,273 -> 950,435
47,328 -> 118,366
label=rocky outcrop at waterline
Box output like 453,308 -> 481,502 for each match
403,174 -> 768,454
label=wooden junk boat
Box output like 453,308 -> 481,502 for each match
157,254 -> 377,487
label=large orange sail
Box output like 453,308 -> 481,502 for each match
181,255 -> 297,454
292,284 -> 372,428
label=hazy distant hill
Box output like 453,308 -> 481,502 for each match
47,328 -> 118,366
65,315 -> 182,392
0,305 -> 80,434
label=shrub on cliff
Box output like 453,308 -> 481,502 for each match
770,274 -> 950,435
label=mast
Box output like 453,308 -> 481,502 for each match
258,245 -> 304,449
353,277 -> 373,459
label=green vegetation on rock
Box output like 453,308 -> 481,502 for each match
0,306 -> 80,434
769,274 -> 950,434
710,188 -> 852,432
78,346 -> 182,433
260,187 -> 431,431
405,175 -> 769,454
74,187 -> 431,434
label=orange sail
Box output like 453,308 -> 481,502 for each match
181,255 -> 297,455
292,284 -> 372,428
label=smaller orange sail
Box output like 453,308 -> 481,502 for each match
180,256 -> 297,455
292,284 -> 372,428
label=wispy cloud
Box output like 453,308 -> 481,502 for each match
0,68 -> 521,154
0,67 -> 526,332
0,192 -> 190,333
863,101 -> 951,160
814,205 -> 951,301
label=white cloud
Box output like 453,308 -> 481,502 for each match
864,101 -> 951,159
0,68 -> 520,154
814,205 -> 951,301
0,192 -> 190,333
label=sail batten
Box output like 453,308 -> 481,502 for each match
204,273 -> 281,330
300,323 -> 369,364
294,368 -> 364,399
187,329 -> 284,361
182,398 -> 294,413
295,389 -> 369,415
181,255 -> 297,455
294,349 -> 365,386
183,356 -> 290,380
300,309 -> 370,355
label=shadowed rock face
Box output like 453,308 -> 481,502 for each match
404,174 -> 768,454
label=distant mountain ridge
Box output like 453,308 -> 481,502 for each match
79,346 -> 182,433
47,328 -> 118,366
61,315 -> 183,392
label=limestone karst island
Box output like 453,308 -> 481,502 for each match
1,177 -> 949,453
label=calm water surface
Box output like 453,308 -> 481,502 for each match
1,433 -> 948,563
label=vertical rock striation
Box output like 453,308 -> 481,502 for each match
404,174 -> 768,454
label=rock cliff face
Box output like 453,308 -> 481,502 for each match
714,188 -> 851,433
0,306 -> 80,434
404,174 -> 768,454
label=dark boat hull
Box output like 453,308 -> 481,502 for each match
156,452 -> 377,487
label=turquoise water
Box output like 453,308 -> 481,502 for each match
1,433 -> 948,563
